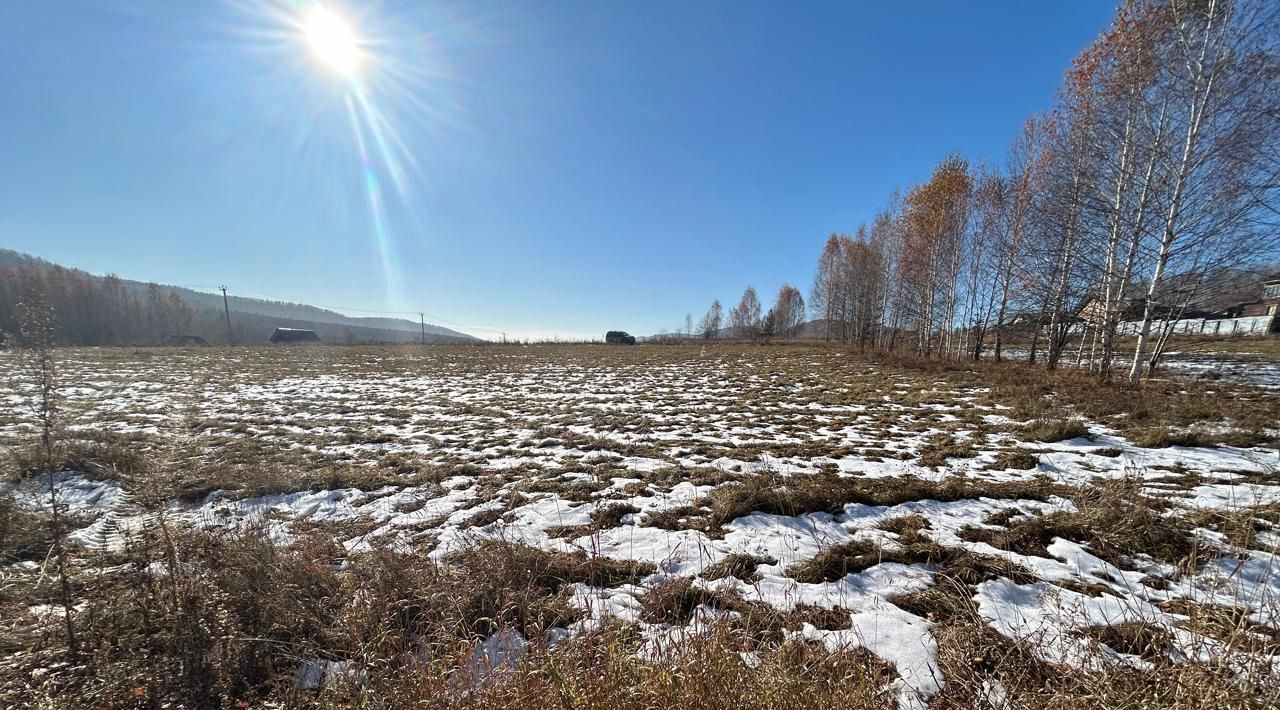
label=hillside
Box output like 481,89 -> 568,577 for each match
0,248 -> 479,345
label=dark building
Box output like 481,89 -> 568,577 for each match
270,327 -> 321,344
1239,276 -> 1280,319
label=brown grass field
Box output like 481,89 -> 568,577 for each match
1,343 -> 1278,709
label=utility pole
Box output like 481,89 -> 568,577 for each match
419,312 -> 425,344
220,286 -> 234,347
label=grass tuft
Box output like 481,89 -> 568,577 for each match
1021,418 -> 1090,443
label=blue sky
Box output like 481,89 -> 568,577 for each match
0,0 -> 1117,340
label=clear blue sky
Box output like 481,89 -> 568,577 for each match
0,0 -> 1117,340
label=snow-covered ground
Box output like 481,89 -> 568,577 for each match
998,345 -> 1280,391
1159,350 -> 1280,391
2,345 -> 1277,707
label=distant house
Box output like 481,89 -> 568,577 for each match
1089,271 -> 1280,337
1005,311 -> 1046,328
605,330 -> 636,345
1076,299 -> 1106,325
1079,270 -> 1280,327
1239,276 -> 1280,319
270,327 -> 320,344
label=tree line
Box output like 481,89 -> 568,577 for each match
682,284 -> 806,341
0,255 -> 471,346
696,0 -> 1279,383
0,263 -> 198,347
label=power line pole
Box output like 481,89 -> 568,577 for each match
220,286 -> 234,347
419,312 -> 425,344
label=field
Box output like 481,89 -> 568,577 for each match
2,343 -> 1279,708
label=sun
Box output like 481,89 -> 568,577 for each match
303,6 -> 361,78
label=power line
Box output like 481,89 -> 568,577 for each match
224,291 -> 499,333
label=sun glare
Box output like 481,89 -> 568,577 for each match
303,6 -> 361,78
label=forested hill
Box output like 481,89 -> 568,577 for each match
0,248 -> 480,345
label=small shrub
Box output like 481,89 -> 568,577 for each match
0,497 -> 57,564
917,432 -> 978,468
985,449 -> 1040,471
641,577 -> 732,624
704,553 -> 777,583
1021,418 -> 1090,443
779,604 -> 855,630
1077,622 -> 1173,662
876,514 -> 932,543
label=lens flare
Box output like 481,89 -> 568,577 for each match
217,0 -> 458,312
303,6 -> 360,77
345,93 -> 402,301
294,3 -> 413,306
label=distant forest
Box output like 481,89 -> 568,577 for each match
0,249 -> 477,346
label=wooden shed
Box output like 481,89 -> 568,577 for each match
270,327 -> 320,344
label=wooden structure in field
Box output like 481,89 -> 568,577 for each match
269,327 -> 320,344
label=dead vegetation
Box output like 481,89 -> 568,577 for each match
0,529 -> 903,710
0,498 -> 59,565
985,448 -> 1041,471
1,343 -> 1277,709
917,432 -> 978,468
645,470 -> 1060,535
958,476 -> 1212,570
1184,503 -> 1280,552
786,538 -> 1035,586
1021,418 -> 1091,443
545,502 -> 640,539
702,552 -> 777,583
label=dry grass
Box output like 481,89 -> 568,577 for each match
545,502 -> 640,539
1021,418 -> 1090,443
2,439 -> 149,483
0,528 -> 904,710
1127,425 -> 1269,449
959,476 -> 1210,569
1184,503 -> 1280,552
1,343 -> 1278,708
703,552 -> 777,583
0,497 -> 58,565
872,348 -> 1277,446
1078,622 -> 1175,662
1157,599 -> 1280,654
786,538 -> 1036,586
1163,336 -> 1280,357
985,449 -> 1041,471
646,471 -> 1059,535
917,432 -> 979,468
896,576 -> 1280,709
876,513 -> 932,541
